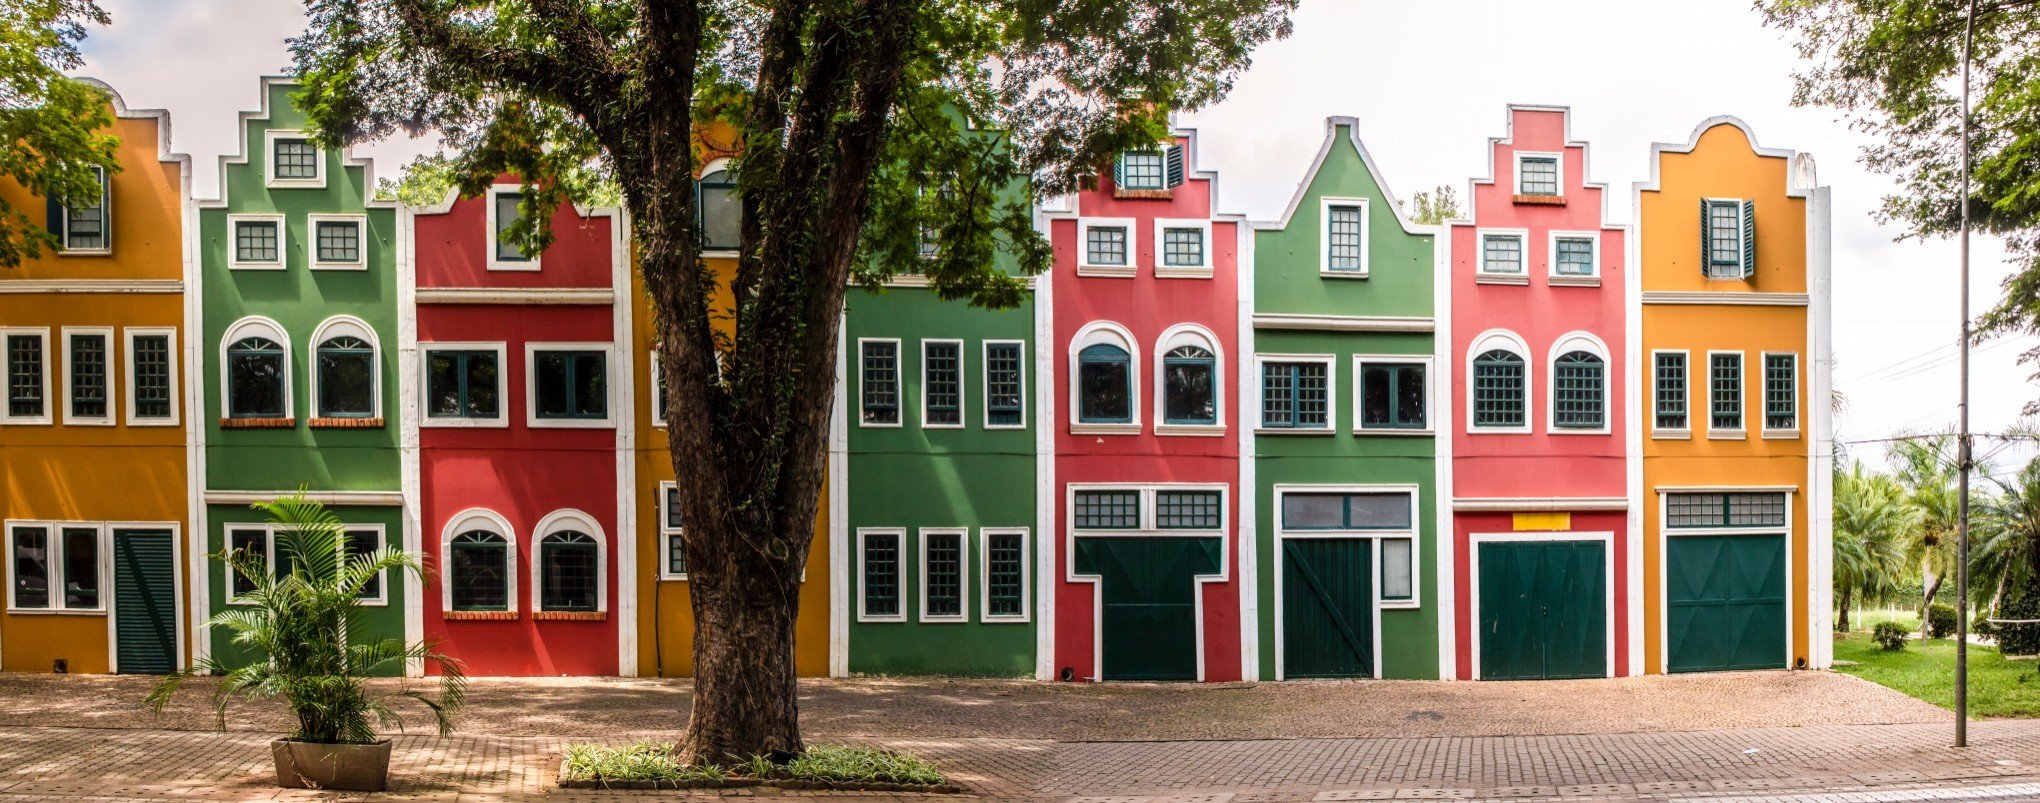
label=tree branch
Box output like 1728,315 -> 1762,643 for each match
387,0 -> 606,114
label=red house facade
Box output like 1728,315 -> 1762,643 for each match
1446,106 -> 1635,680
406,182 -> 627,676
1045,127 -> 1247,682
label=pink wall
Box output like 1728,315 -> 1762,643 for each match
1050,135 -> 1244,682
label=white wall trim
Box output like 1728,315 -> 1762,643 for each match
1252,313 -> 1434,333
415,287 -> 615,305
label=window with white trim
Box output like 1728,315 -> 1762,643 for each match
64,329 -> 112,423
315,329 -> 377,420
659,484 -> 686,579
1481,233 -> 1524,275
1357,359 -> 1426,431
273,137 -> 319,180
493,190 -> 534,265
1077,342 -> 1133,424
982,529 -> 1028,621
1072,487 -> 1225,533
424,346 -> 502,421
859,340 -> 900,426
858,529 -> 903,620
1261,360 -> 1329,430
60,166 -> 110,252
225,326 -> 288,420
1665,492 -> 1788,529
984,341 -> 1024,428
1085,225 -> 1129,267
1162,345 -> 1217,426
224,525 -> 271,603
311,217 -> 364,267
4,330 -> 48,423
1710,352 -> 1743,432
1160,226 -> 1205,268
127,329 -> 176,424
1325,204 -> 1364,272
232,218 -> 282,267
919,529 -> 966,621
344,527 -> 386,603
1764,353 -> 1798,433
922,340 -> 962,427
1517,155 -> 1560,196
1654,352 -> 1688,432
533,349 -> 608,420
1552,351 -> 1605,430
1471,349 -> 1526,429
698,164 -> 740,252
7,523 -> 101,611
536,529 -> 599,612
449,529 -> 511,612
1553,236 -> 1595,277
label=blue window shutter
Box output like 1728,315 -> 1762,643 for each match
1740,199 -> 1757,279
1165,144 -> 1185,188
1698,199 -> 1710,276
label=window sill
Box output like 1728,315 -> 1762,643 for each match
528,418 -> 617,430
221,417 -> 295,429
1379,600 -> 1420,611
1352,427 -> 1434,437
1762,429 -> 1801,440
532,610 -> 607,621
445,610 -> 518,621
1550,428 -> 1612,436
1155,266 -> 1214,279
227,263 -> 287,271
1319,269 -> 1370,280
921,421 -> 966,431
857,615 -> 908,624
1114,188 -> 1174,200
127,418 -> 181,427
1708,430 -> 1748,441
311,417 -> 384,429
918,616 -> 968,624
1076,265 -> 1136,278
702,248 -> 740,259
267,178 -> 328,190
420,417 -> 509,429
1548,275 -> 1601,287
57,248 -> 113,258
857,419 -> 903,429
1474,274 -> 1529,285
1652,430 -> 1692,440
1255,427 -> 1334,436
1468,426 -> 1532,435
980,615 -> 1031,624
1156,424 -> 1226,437
658,575 -> 689,583
1512,194 -> 1566,206
310,262 -> 368,272
63,417 -> 115,427
1070,422 -> 1141,436
3,607 -> 106,616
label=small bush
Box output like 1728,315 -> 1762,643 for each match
1873,620 -> 1910,651
1928,603 -> 1959,638
561,740 -> 724,783
2000,589 -> 2040,656
1974,614 -> 1997,638
559,742 -> 943,787
784,744 -> 945,786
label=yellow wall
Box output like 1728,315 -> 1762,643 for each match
0,102 -> 190,673
1639,121 -> 1811,674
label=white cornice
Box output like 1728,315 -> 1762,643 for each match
1453,496 -> 1629,512
203,490 -> 405,506
0,279 -> 183,294
1253,313 -> 1434,333
1642,291 -> 1808,307
415,287 -> 615,305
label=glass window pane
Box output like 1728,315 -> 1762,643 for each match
449,531 -> 507,611
61,527 -> 99,609
1077,344 -> 1130,423
1482,236 -> 1522,274
665,532 -> 687,576
1156,491 -> 1222,530
65,168 -> 106,250
573,353 -> 607,417
1326,205 -> 1364,270
664,487 -> 684,530
494,192 -> 530,262
1765,354 -> 1797,430
539,532 -> 598,610
1553,352 -> 1605,429
860,342 -> 898,425
1162,227 -> 1205,267
1361,362 -> 1425,429
1163,346 -> 1215,425
68,334 -> 107,418
1519,157 -> 1558,196
227,338 -> 285,418
924,342 -> 961,425
1073,491 -> 1140,529
227,528 -> 268,598
465,352 -> 499,417
316,221 -> 360,263
1381,538 -> 1414,600
1710,353 -> 1742,429
924,533 -> 963,617
11,526 -> 49,608
317,338 -> 375,418
1472,350 -> 1525,427
862,533 -> 899,617
273,139 -> 318,179
698,171 -> 741,251
1261,362 -> 1327,428
1708,200 -> 1742,269
1655,353 -> 1688,429
1555,238 -> 1594,275
344,529 -> 381,599
986,533 -> 1024,617
985,343 -> 1023,426
1281,494 -> 1347,530
132,335 -> 172,419
1120,151 -> 1166,190
234,221 -> 279,263
1084,226 -> 1128,266
8,334 -> 45,418
1346,493 -> 1412,530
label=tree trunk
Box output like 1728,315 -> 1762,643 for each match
680,561 -> 804,762
1921,569 -> 1942,638
1838,586 -> 1853,632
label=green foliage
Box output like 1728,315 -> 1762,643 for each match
0,0 -> 121,268
559,741 -> 942,786
561,740 -> 723,783
1836,633 -> 2040,717
146,493 -> 465,745
1975,612 -> 1997,637
1404,184 -> 1461,226
1834,461 -> 1915,611
1928,602 -> 1960,638
783,744 -> 944,785
2000,583 -> 2040,656
1873,620 -> 1912,651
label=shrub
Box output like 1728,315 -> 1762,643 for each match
1873,620 -> 1910,651
1928,603 -> 1959,639
2000,589 -> 2040,656
1975,614 -> 1997,638
558,742 -> 945,787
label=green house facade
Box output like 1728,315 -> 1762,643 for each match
1248,118 -> 1443,680
196,78 -> 407,671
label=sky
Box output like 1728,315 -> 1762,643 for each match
74,0 -> 2039,475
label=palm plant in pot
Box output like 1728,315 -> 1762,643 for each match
148,494 -> 466,791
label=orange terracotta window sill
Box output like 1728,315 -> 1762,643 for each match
533,610 -> 608,622
310,417 -> 384,429
1512,194 -> 1566,206
220,417 -> 295,429
1114,187 -> 1174,200
444,610 -> 517,621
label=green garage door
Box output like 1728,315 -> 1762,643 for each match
113,529 -> 178,675
1074,536 -> 1222,681
1667,534 -> 1786,672
1282,539 -> 1372,679
1478,540 -> 1605,680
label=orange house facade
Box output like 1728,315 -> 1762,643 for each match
1634,117 -> 1833,674
0,82 -> 194,674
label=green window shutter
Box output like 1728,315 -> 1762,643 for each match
1698,199 -> 1710,277
1165,144 -> 1185,188
45,195 -> 63,237
1740,199 -> 1757,279
1112,154 -> 1126,188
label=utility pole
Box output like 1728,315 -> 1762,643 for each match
1955,0 -> 1977,750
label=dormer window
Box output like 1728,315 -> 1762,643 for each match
265,131 -> 326,188
56,166 -> 110,253
1113,143 -> 1185,195
1702,198 -> 1755,280
488,187 -> 539,270
1516,155 -> 1559,196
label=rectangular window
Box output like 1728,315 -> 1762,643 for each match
6,332 -> 47,421
1654,352 -> 1688,431
1262,361 -> 1329,429
344,529 -> 383,601
234,220 -> 280,264
1481,235 -> 1523,274
1706,199 -> 1743,278
66,331 -> 110,422
1358,361 -> 1425,430
1118,151 -> 1166,190
493,191 -> 531,263
1381,538 -> 1414,602
984,530 -> 1026,619
1518,156 -> 1559,196
424,348 -> 501,420
63,166 -> 108,251
1710,352 -> 1743,431
9,525 -> 49,609
1073,490 -> 1140,530
922,341 -> 962,427
859,341 -> 899,425
1084,226 -> 1128,267
130,332 -> 174,422
1326,205 -> 1364,271
534,350 -> 607,420
660,485 -> 686,578
314,219 -> 361,264
226,527 -> 269,601
1161,227 -> 1205,267
984,342 -> 1024,427
8,524 -> 97,610
860,531 -> 901,619
1554,237 -> 1595,276
1666,492 -> 1788,529
921,530 -> 965,620
1280,492 -> 1412,531
1764,353 -> 1798,432
273,138 -> 318,180
1156,490 -> 1223,530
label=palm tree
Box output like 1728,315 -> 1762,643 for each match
1833,462 -> 1913,631
1974,459 -> 2040,620
1892,435 -> 1965,633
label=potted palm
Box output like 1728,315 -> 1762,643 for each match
149,494 -> 466,791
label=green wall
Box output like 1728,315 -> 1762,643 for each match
205,504 -> 407,675
1255,124 -> 1435,320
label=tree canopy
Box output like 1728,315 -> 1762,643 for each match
0,0 -> 118,268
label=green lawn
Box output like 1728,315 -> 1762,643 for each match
1835,632 -> 2040,717
1846,607 -> 1921,632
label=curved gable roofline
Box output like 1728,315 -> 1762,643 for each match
195,75 -> 396,210
407,179 -> 622,221
1443,103 -> 1625,232
69,76 -> 193,193
1251,116 -> 1435,238
1038,116 -> 1247,223
1633,114 -> 1820,199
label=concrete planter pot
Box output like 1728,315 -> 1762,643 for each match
270,738 -> 392,791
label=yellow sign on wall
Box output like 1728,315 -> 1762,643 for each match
1513,512 -> 1571,532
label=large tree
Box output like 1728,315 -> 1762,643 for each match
294,0 -> 1293,761
1764,0 -> 2040,403
0,0 -> 119,267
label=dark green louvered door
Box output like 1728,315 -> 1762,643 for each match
1282,539 -> 1373,678
1074,537 -> 1221,681
1478,541 -> 1605,680
1668,534 -> 1787,672
113,529 -> 177,674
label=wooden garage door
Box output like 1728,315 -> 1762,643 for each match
1478,540 -> 1605,680
1667,534 -> 1786,672
113,529 -> 177,675
1074,537 -> 1222,681
1282,539 -> 1372,679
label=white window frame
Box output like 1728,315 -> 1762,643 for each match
486,184 -> 542,272
1351,354 -> 1434,436
1075,217 -> 1137,277
981,340 -> 1027,430
916,527 -> 970,623
1465,329 -> 1532,435
648,349 -> 668,429
657,483 -> 686,581
978,527 -> 1031,623
855,527 -> 908,623
121,327 -> 180,427
1706,349 -> 1746,440
1155,324 -> 1225,436
59,165 -> 112,255
264,130 -> 326,189
1317,196 -> 1370,278
222,524 -> 275,606
920,339 -> 967,430
60,326 -> 115,426
856,337 -> 904,429
1655,489 -> 1796,674
341,524 -> 391,607
0,327 -> 52,426
1512,151 -> 1564,197
1650,348 -> 1692,440
309,316 -> 382,422
1474,227 -> 1530,284
1069,322 -> 1141,435
524,342 -> 616,429
1761,350 -> 1801,439
439,508 -> 519,615
1254,353 -> 1337,435
1152,218 -> 1214,278
1546,229 -> 1602,285
219,316 -> 292,421
530,509 -> 608,614
3,520 -> 109,613
1271,484 -> 1422,611
226,213 -> 288,271
1546,331 -> 1612,436
1702,197 -> 1748,280
419,342 -> 508,428
307,214 -> 368,270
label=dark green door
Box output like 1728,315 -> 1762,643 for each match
1074,536 -> 1221,681
113,529 -> 177,675
1668,534 -> 1786,672
1282,538 -> 1372,678
1478,540 -> 1605,680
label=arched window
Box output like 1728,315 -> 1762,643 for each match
1552,351 -> 1605,429
1162,345 -> 1216,425
538,530 -> 600,612
316,336 -> 375,418
1471,349 -> 1526,429
224,318 -> 289,419
449,530 -> 509,612
1077,343 -> 1132,424
698,160 -> 740,252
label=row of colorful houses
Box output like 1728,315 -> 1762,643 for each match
0,78 -> 1832,682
